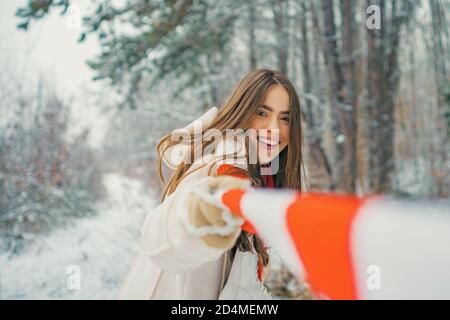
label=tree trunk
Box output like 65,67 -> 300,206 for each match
429,0 -> 450,196
366,0 -> 416,193
272,0 -> 288,74
320,0 -> 357,192
248,1 -> 257,70
299,1 -> 333,190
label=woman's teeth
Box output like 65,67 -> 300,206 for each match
258,137 -> 279,148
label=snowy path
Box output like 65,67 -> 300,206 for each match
0,173 -> 155,299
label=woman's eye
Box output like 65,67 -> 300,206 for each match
281,117 -> 290,123
257,110 -> 267,117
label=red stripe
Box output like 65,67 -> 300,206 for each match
285,193 -> 364,300
221,189 -> 245,218
221,189 -> 257,234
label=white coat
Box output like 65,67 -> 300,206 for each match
116,107 -> 272,300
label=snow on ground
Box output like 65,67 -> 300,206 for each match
0,173 -> 155,299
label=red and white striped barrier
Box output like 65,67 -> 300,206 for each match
195,184 -> 450,299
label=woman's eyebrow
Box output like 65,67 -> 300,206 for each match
261,104 -> 273,112
261,104 -> 290,114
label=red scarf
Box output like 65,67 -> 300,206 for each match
261,174 -> 275,188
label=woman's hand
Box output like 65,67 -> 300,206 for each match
188,176 -> 251,249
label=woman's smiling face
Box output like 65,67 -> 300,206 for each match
249,84 -> 290,164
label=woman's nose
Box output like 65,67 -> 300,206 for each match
264,117 -> 280,139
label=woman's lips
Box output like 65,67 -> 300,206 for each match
257,136 -> 280,150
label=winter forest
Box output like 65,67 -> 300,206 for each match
0,0 -> 449,299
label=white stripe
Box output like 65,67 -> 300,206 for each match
240,189 -> 305,278
352,198 -> 450,299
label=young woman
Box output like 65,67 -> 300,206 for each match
116,69 -> 304,299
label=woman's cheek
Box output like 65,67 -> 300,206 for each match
251,115 -> 266,128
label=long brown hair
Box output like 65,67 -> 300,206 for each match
157,69 -> 304,269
